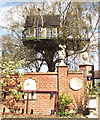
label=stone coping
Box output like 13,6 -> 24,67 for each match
17,72 -> 57,75
9,71 -> 83,75
68,71 -> 83,74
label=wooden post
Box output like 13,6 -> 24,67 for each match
26,91 -> 29,114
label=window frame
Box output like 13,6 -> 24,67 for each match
46,27 -> 57,38
34,27 -> 42,38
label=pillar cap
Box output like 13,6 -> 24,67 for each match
56,64 -> 69,67
79,63 -> 93,66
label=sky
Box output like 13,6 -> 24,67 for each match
0,0 -> 99,71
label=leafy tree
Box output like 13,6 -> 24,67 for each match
0,1 -> 99,72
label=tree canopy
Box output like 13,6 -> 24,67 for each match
0,1 -> 99,72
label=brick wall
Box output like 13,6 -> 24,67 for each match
2,64 -> 93,115
9,72 -> 57,115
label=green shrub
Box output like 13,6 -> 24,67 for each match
57,92 -> 73,116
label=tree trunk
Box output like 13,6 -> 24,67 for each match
47,61 -> 55,72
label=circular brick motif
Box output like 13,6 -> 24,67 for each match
70,77 -> 83,90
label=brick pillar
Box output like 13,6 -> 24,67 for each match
79,64 -> 93,109
79,64 -> 93,84
57,65 -> 68,95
